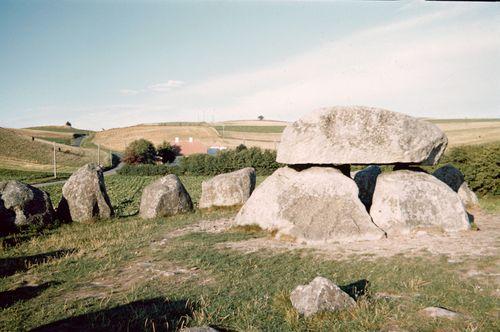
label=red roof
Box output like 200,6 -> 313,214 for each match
172,141 -> 207,156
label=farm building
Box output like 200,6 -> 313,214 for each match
172,137 -> 208,155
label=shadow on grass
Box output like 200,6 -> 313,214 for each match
340,279 -> 369,300
31,298 -> 195,332
0,281 -> 60,309
0,249 -> 75,277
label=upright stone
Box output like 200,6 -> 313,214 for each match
0,181 -> 55,233
235,167 -> 385,243
277,106 -> 447,165
433,164 -> 479,208
290,277 -> 356,317
370,170 -> 470,236
199,167 -> 256,209
58,164 -> 113,222
352,165 -> 381,211
139,175 -> 193,219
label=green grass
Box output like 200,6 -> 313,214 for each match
0,168 -> 71,184
480,196 -> 500,214
35,137 -> 72,145
213,125 -> 286,134
1,175 -> 498,331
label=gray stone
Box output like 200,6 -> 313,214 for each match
433,164 -> 478,208
199,167 -> 256,209
139,174 -> 193,219
0,180 -> 54,232
180,328 -> 219,332
370,170 -> 470,236
235,167 -> 385,243
277,106 -> 447,165
58,164 -> 113,222
458,182 -> 479,208
352,165 -> 381,211
420,306 -> 461,319
290,276 -> 356,317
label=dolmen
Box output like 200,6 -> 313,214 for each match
58,163 -> 114,222
235,106 -> 474,242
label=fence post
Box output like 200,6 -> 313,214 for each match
53,142 -> 57,178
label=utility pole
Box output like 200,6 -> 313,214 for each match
97,144 -> 100,166
53,142 -> 57,178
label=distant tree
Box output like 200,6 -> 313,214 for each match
65,121 -> 72,127
157,141 -> 181,164
258,115 -> 264,121
235,144 -> 247,152
123,139 -> 157,165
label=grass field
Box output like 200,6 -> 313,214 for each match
0,174 -> 498,331
0,127 -> 111,172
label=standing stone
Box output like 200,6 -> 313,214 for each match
235,167 -> 385,243
458,182 -> 479,208
433,164 -> 479,208
290,276 -> 356,317
0,180 -> 54,233
58,164 -> 113,222
199,167 -> 256,209
277,106 -> 447,165
370,170 -> 470,236
352,165 -> 381,211
139,175 -> 193,219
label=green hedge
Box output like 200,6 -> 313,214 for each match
431,142 -> 499,196
180,147 -> 281,176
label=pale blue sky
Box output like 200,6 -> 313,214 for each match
1,0 -> 499,129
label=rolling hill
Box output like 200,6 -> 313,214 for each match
0,127 -> 110,173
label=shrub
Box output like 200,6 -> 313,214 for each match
431,142 -> 499,196
123,139 -> 157,165
157,141 -> 181,164
179,147 -> 281,176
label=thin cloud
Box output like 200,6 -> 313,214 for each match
148,80 -> 185,92
118,89 -> 140,96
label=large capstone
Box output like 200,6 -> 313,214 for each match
277,106 -> 447,165
235,167 -> 385,243
0,180 -> 54,233
433,164 -> 479,208
370,170 -> 470,236
58,164 -> 113,222
290,276 -> 356,317
199,167 -> 256,209
139,175 -> 193,219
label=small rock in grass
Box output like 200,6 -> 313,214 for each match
139,174 -> 193,219
420,306 -> 461,319
0,180 -> 55,233
290,276 -> 355,317
180,327 -> 219,332
199,167 -> 256,209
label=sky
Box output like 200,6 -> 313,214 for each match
0,0 -> 499,130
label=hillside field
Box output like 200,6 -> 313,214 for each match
90,119 -> 500,152
0,127 -> 111,174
